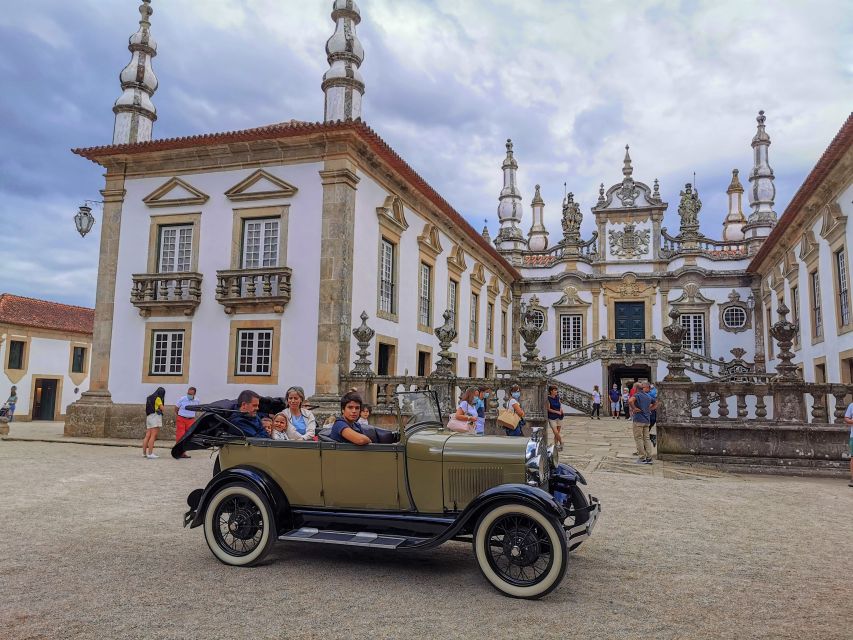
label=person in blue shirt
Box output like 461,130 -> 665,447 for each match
474,386 -> 492,435
330,391 -> 373,445
546,385 -> 564,450
229,390 -> 270,438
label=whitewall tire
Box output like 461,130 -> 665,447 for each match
473,503 -> 567,599
203,483 -> 275,567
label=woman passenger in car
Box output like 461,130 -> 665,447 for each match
330,391 -> 372,445
280,386 -> 317,440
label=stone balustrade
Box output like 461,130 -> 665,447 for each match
215,266 -> 292,314
130,272 -> 202,317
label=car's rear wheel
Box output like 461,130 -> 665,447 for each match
203,483 -> 275,567
473,503 -> 567,599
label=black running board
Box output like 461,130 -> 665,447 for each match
278,527 -> 427,549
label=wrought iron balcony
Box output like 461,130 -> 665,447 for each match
130,272 -> 203,318
215,266 -> 292,314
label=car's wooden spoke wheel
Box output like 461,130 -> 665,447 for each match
203,483 -> 274,566
474,504 -> 567,599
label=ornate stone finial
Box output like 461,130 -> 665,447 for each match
495,138 -> 526,251
747,109 -> 777,226
770,302 -> 800,380
652,178 -> 661,202
662,308 -> 689,381
350,311 -> 375,376
323,0 -> 365,122
622,145 -> 633,177
597,183 -> 606,205
431,310 -> 458,378
677,182 -> 702,237
723,169 -> 747,241
519,307 -> 545,376
112,0 -> 158,144
527,184 -> 549,251
481,219 -> 492,243
561,191 -> 582,247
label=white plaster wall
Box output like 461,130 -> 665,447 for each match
109,162 -> 324,404
0,332 -> 90,418
350,172 -> 514,377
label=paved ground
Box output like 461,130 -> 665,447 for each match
1,435 -> 850,640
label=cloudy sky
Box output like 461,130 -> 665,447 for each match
0,0 -> 850,307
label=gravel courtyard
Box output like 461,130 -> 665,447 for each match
1,439 -> 850,640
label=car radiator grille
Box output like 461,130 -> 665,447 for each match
447,466 -> 504,507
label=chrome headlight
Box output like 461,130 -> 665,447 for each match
525,429 -> 547,487
547,444 -> 559,470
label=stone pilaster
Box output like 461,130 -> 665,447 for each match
309,159 -> 359,410
65,172 -> 127,437
511,288 -> 522,370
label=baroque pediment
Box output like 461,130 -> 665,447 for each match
376,195 -> 409,235
669,282 -> 714,306
224,169 -> 298,202
553,284 -> 590,308
143,177 -> 209,208
417,223 -> 444,258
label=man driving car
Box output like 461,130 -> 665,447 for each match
229,390 -> 270,438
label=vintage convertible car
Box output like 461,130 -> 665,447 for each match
173,390 -> 600,599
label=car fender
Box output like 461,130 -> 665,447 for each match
409,484 -> 567,550
188,465 -> 290,533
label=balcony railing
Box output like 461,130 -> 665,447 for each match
130,272 -> 202,317
659,228 -> 750,260
215,266 -> 292,314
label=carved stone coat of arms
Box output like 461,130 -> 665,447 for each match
609,223 -> 650,259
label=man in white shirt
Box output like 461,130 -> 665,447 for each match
844,402 -> 853,487
175,386 -> 198,459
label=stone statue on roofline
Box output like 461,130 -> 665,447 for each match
561,192 -> 582,245
678,182 -> 702,237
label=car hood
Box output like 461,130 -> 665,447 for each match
442,433 -> 528,464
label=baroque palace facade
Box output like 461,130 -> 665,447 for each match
66,1 -> 853,435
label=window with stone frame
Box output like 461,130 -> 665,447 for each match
150,330 -> 184,376
158,225 -> 194,273
241,218 -> 279,269
71,346 -> 87,374
448,279 -> 458,329
811,270 -> 823,338
379,238 -> 396,315
501,310 -> 508,356
236,328 -> 273,376
7,340 -> 25,370
559,314 -> 583,353
722,306 -> 747,330
486,302 -> 494,349
680,313 -> 705,353
529,309 -> 545,329
791,285 -> 800,345
836,248 -> 850,326
418,262 -> 432,328
470,293 -> 479,345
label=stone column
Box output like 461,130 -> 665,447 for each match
511,286 -> 522,370
308,158 -> 359,412
65,171 -> 127,437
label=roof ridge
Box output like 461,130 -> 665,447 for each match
0,292 -> 94,312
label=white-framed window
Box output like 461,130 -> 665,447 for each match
419,262 -> 432,327
811,271 -> 823,338
236,329 -> 273,376
150,330 -> 184,375
158,225 -> 193,273
560,314 -> 583,353
486,302 -> 494,348
242,218 -> 279,269
470,293 -> 479,345
448,279 -> 458,327
501,310 -> 508,355
837,248 -> 849,326
379,238 -> 396,314
723,306 -> 747,330
680,313 -> 705,352
529,309 -> 545,329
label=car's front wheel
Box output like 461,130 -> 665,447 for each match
473,503 -> 567,599
203,483 -> 275,567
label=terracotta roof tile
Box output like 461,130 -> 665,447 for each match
72,119 -> 521,281
748,112 -> 853,273
0,294 -> 94,335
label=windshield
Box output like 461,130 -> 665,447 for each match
396,390 -> 442,429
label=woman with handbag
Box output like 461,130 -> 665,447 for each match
447,387 -> 478,433
498,384 -> 525,437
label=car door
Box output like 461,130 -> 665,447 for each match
321,442 -> 401,510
